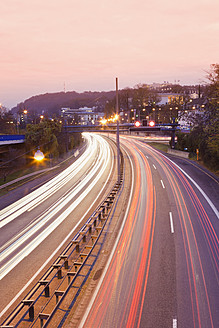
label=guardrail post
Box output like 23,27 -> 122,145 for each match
67,272 -> 76,285
91,235 -> 97,244
39,280 -> 50,298
72,239 -> 80,253
55,291 -> 64,304
80,253 -> 87,262
60,255 -> 68,269
79,231 -> 86,242
96,227 -> 102,235
22,300 -> 34,321
74,262 -> 82,272
53,264 -> 62,279
87,223 -> 92,233
39,313 -> 49,328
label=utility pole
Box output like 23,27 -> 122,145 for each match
116,77 -> 120,183
171,117 -> 176,149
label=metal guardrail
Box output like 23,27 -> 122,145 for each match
1,153 -> 124,328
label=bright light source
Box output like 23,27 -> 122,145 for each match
149,121 -> 155,127
34,149 -> 44,161
100,118 -> 107,125
134,121 -> 141,127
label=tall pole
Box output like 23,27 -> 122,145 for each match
116,77 -> 120,183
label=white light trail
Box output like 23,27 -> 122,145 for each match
0,133 -> 112,280
0,138 -> 114,318
0,134 -> 95,228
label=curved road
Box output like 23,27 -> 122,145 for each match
0,133 -> 116,320
80,135 -> 219,328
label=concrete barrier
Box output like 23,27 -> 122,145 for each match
167,148 -> 189,158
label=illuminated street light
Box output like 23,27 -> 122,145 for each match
100,118 -> 107,125
23,110 -> 28,114
34,149 -> 45,161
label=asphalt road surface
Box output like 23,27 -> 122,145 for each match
80,135 -> 219,328
0,133 -> 116,321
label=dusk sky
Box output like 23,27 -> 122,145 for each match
1,0 -> 219,108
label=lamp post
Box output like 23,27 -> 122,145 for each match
116,77 -> 120,183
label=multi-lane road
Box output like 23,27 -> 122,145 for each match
80,135 -> 219,328
0,133 -> 218,328
0,133 -> 116,320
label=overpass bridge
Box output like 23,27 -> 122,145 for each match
63,122 -> 178,147
0,135 -> 25,146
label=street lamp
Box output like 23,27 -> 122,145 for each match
34,149 -> 45,161
100,118 -> 107,125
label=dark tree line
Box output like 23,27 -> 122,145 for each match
176,64 -> 219,171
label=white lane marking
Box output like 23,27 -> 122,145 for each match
169,212 -> 174,233
153,164 -> 156,170
0,135 -> 114,318
136,141 -> 219,220
146,155 -> 148,158
173,318 -> 177,328
78,146 -> 134,328
153,149 -> 219,220
161,180 -> 165,188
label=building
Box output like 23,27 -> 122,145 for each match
158,93 -> 184,106
60,107 -> 104,125
178,97 -> 208,129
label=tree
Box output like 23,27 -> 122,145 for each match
104,100 -> 116,118
132,84 -> 161,120
132,84 -> 160,109
176,64 -> 219,171
119,88 -> 133,111
0,111 -> 17,134
25,120 -> 62,158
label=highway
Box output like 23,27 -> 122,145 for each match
0,133 -> 116,320
80,135 -> 219,328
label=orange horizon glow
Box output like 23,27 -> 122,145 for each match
1,0 -> 219,108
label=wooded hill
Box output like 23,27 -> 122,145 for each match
12,90 -> 116,116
